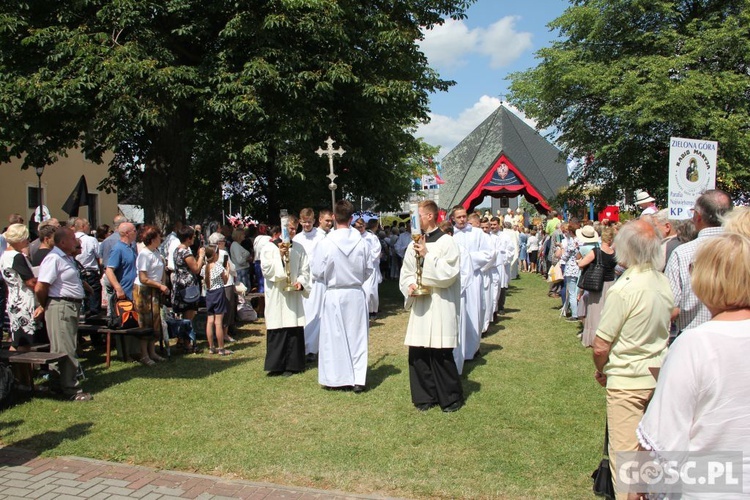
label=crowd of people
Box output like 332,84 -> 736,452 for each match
2,189 -> 749,495
537,189 -> 749,499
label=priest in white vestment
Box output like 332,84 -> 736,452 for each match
311,200 -> 373,392
292,208 -> 326,358
261,216 -> 310,376
452,207 -> 493,361
401,201 -> 463,412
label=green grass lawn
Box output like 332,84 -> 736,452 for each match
0,273 -> 605,499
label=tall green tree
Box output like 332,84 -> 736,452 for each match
508,0 -> 750,205
0,0 -> 472,227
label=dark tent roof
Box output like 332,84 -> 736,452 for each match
438,104 -> 568,213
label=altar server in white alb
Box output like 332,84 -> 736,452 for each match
312,200 -> 373,393
400,200 -> 463,412
261,214 -> 311,376
359,218 -> 383,318
451,206 -> 493,361
292,207 -> 326,361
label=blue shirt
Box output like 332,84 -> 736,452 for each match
107,241 -> 137,299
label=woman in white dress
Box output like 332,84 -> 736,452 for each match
0,224 -> 45,351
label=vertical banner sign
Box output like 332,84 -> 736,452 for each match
668,137 -> 717,219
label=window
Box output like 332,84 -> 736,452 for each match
28,186 -> 44,209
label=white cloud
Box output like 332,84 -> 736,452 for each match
418,19 -> 478,69
415,97 -> 540,159
419,16 -> 533,70
479,17 -> 533,69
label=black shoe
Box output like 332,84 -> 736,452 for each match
415,403 -> 437,412
305,353 -> 317,363
282,371 -> 295,377
353,384 -> 366,393
266,371 -> 283,377
442,400 -> 463,413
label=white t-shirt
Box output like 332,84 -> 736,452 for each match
134,247 -> 165,286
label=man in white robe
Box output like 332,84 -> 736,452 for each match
261,217 -> 311,376
437,222 -> 471,376
356,218 -> 382,317
452,206 -> 493,361
472,215 -> 496,334
400,201 -> 463,412
311,200 -> 373,392
292,208 -> 326,360
489,217 -> 509,322
497,222 -> 515,313
509,221 -> 520,279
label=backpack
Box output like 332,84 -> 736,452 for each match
109,299 -> 140,329
0,362 -> 15,411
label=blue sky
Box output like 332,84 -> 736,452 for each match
415,0 -> 569,158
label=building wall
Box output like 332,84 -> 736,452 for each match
0,149 -> 117,231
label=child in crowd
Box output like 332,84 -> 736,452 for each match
201,245 -> 233,355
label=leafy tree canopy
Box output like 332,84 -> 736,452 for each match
0,0 -> 473,227
508,0 -> 750,206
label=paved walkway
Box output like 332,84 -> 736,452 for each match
0,447 -> 396,500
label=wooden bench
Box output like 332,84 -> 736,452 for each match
6,351 -> 68,392
77,324 -> 154,368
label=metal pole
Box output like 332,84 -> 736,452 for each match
37,173 -> 42,223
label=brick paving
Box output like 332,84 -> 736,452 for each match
0,447 -> 400,500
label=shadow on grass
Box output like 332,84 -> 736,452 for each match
482,323 -> 505,338
0,422 -> 93,458
367,355 -> 402,391
82,355 -> 252,394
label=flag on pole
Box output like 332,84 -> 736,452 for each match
62,175 -> 89,216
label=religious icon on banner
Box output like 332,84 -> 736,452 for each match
497,162 -> 509,179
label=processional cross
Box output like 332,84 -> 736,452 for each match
315,136 -> 345,211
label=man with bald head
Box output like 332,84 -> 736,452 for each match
105,222 -> 138,308
665,188 -> 733,341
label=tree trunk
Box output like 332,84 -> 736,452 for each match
141,109 -> 195,231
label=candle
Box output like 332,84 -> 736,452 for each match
409,203 -> 421,236
280,215 -> 290,243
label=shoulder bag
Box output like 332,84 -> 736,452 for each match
178,284 -> 200,304
578,247 -> 606,292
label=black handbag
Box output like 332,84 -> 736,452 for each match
579,247 -> 606,292
178,284 -> 200,304
592,423 -> 616,499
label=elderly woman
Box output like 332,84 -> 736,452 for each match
577,226 -> 618,348
0,224 -> 46,351
133,225 -> 168,365
229,228 -> 252,289
592,219 -> 673,499
636,233 -> 750,498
